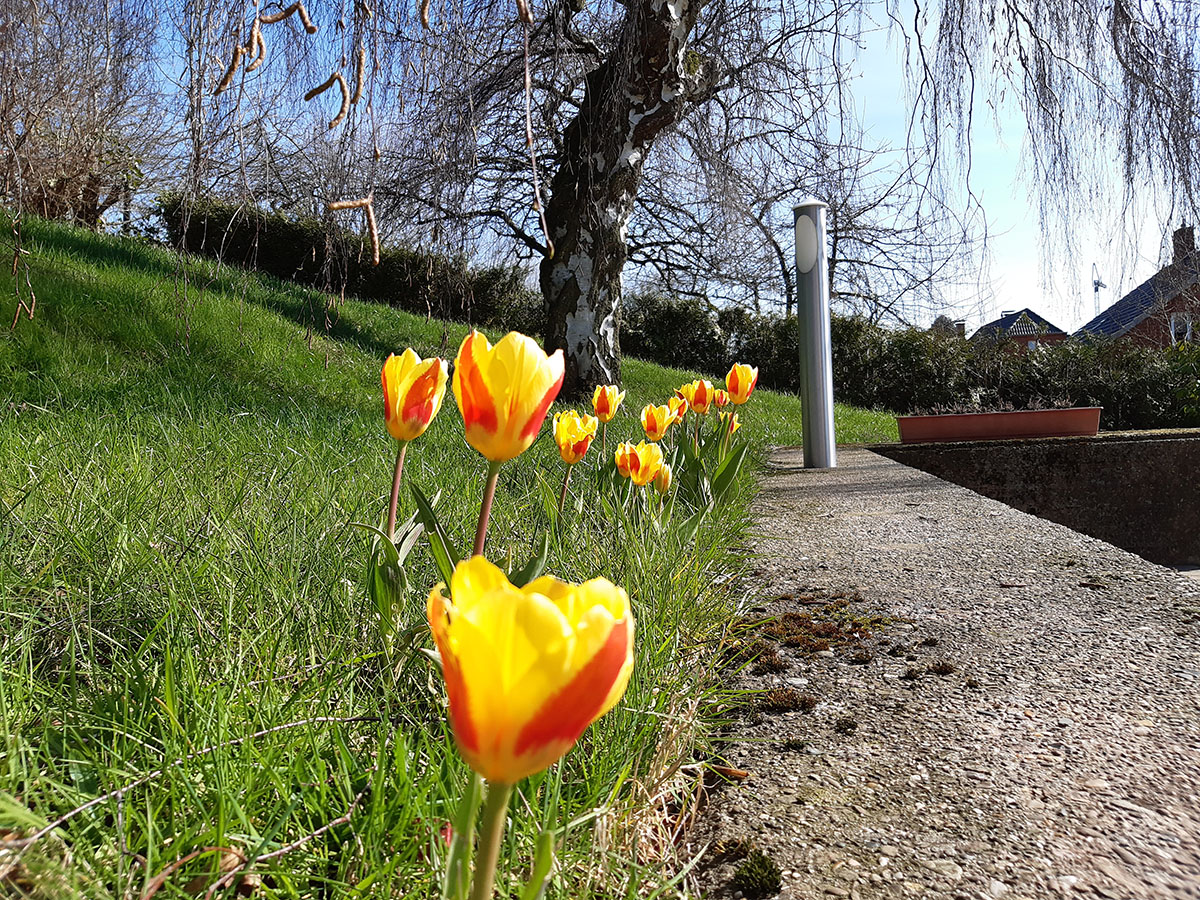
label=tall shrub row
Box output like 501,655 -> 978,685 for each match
625,296 -> 1200,430
157,194 -> 543,335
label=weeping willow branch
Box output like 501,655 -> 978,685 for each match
259,0 -> 317,33
328,195 -> 380,265
212,44 -> 243,95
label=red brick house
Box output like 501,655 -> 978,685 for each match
1075,226 -> 1200,346
969,308 -> 1070,351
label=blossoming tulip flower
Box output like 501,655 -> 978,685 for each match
640,403 -> 675,441
623,440 -> 664,487
713,389 -> 730,408
652,463 -> 673,495
725,363 -> 759,405
677,379 -> 715,414
453,330 -> 565,463
592,385 -> 625,423
427,556 -> 635,785
382,349 -> 449,443
668,395 -> 689,422
552,410 -> 598,464
614,442 -> 635,478
720,411 -> 741,436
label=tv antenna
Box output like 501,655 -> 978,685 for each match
1092,263 -> 1107,317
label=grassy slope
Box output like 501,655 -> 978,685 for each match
0,220 -> 896,898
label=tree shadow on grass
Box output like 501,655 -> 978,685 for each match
21,218 -> 457,368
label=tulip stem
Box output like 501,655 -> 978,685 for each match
386,442 -> 408,540
468,780 -> 513,900
557,465 -> 572,518
601,422 -> 607,460
473,461 -> 503,558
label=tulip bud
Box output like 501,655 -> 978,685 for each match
382,349 -> 449,442
592,384 -> 626,423
453,331 -> 565,462
640,403 -> 675,442
619,440 -> 665,487
427,557 -> 635,784
553,410 -> 598,464
725,364 -> 759,405
668,395 -> 689,422
677,379 -> 715,414
652,463 -> 673,495
614,441 -> 636,478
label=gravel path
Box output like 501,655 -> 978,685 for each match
690,447 -> 1200,900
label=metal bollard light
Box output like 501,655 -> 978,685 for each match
794,199 -> 837,468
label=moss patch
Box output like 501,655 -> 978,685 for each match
730,849 -> 783,898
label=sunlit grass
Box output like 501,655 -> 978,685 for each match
0,219 -> 894,897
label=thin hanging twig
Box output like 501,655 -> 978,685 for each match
350,44 -> 365,104
523,25 -> 553,256
364,199 -> 380,265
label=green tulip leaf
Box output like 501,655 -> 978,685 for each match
410,484 -> 462,585
510,532 -> 550,587
520,830 -> 556,900
676,502 -> 712,545
712,443 -> 749,502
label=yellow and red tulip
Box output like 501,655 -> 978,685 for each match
677,379 -> 715,414
713,389 -> 730,408
614,442 -> 635,478
592,385 -> 626,423
652,463 -> 673,495
668,395 -> 688,422
427,556 -> 635,784
382,349 -> 449,442
725,364 -> 758,405
619,440 -> 665,487
552,410 -> 598,464
720,410 -> 741,436
453,330 -> 565,463
640,403 -> 675,442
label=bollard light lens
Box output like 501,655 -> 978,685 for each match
795,213 -> 819,274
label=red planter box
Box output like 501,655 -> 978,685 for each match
896,407 -> 1102,444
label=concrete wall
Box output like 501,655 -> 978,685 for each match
874,431 -> 1200,565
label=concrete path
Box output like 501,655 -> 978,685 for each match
691,448 -> 1200,900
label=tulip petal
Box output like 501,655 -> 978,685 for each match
456,332 -> 500,435
428,588 -> 481,756
513,615 -> 631,758
402,361 -> 441,426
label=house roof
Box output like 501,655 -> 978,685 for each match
1075,254 -> 1200,339
970,308 -> 1067,343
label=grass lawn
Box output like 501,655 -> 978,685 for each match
0,219 -> 896,898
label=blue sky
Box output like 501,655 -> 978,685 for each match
849,23 -> 1175,333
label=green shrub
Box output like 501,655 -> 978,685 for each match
622,291 -> 727,371
157,193 -> 542,335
